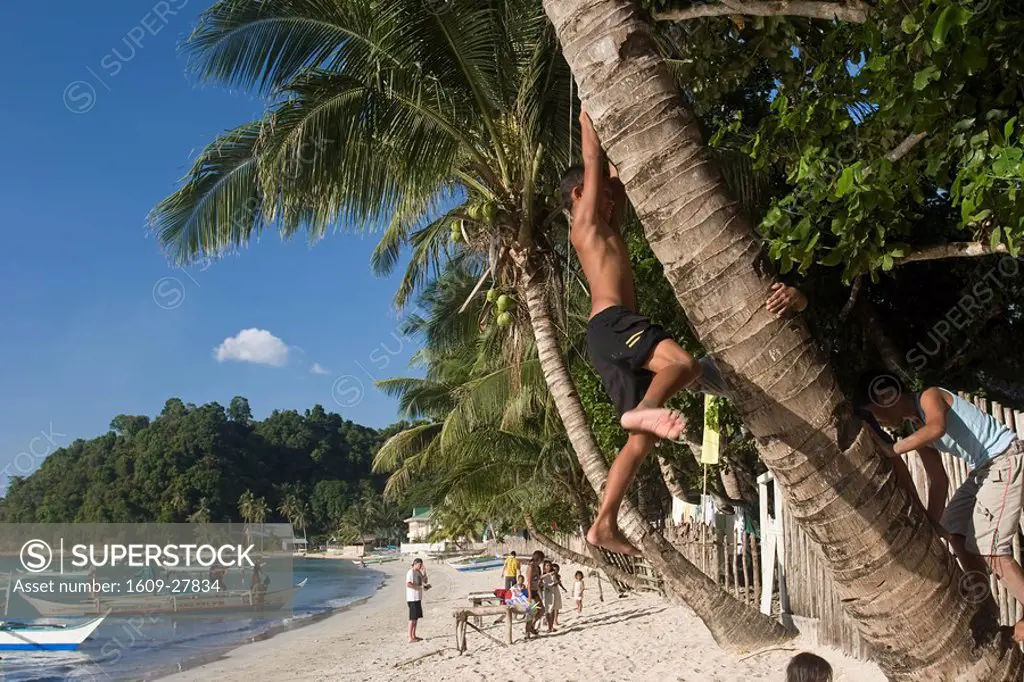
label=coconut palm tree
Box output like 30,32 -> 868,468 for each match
238,489 -> 257,548
149,0 -> 787,649
188,497 -> 212,524
251,495 -> 270,552
372,262 -> 586,526
540,0 -> 1022,678
278,494 -> 308,544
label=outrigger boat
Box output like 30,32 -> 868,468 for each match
20,580 -> 307,617
447,555 -> 505,572
350,555 -> 399,567
0,616 -> 104,651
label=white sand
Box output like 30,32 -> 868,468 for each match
160,560 -> 885,681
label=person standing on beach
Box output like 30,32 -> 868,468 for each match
406,558 -> 431,643
523,551 -> 545,636
502,551 -> 521,591
523,551 -> 545,605
572,571 -> 585,613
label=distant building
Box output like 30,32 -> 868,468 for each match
326,534 -> 377,557
404,507 -> 434,542
282,537 -> 308,552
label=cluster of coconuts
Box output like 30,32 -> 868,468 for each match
450,219 -> 466,243
452,200 -> 502,243
485,287 -> 514,328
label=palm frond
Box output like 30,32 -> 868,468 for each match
186,0 -> 405,95
372,422 -> 443,473
148,121 -> 264,264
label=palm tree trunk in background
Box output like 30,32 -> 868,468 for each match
542,1 -> 1019,678
522,269 -> 793,651
657,454 -> 687,500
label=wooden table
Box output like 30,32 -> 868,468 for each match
466,592 -> 503,627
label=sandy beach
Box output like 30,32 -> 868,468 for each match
160,559 -> 886,682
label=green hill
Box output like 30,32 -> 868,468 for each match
0,397 -> 411,542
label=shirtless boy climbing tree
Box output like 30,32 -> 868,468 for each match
561,111 -> 702,555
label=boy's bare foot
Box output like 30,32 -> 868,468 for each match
620,406 -> 684,441
587,517 -> 640,556
1013,621 -> 1024,643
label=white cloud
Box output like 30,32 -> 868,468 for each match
214,329 -> 290,367
310,363 -> 331,375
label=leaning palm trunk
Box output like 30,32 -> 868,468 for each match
564,476 -> 640,582
542,1 -> 1019,679
524,514 -> 644,590
522,268 -> 793,651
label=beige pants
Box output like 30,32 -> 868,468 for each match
941,441 -> 1024,556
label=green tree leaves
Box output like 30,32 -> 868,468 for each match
0,399 -> 403,542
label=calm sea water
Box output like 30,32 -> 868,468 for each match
0,558 -> 385,682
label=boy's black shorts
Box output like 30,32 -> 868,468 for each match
408,600 -> 423,621
586,305 -> 670,416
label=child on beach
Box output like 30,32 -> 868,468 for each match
540,561 -> 559,632
573,571 -> 585,613
550,563 -> 566,627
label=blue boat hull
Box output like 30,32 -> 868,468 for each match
451,562 -> 504,572
0,643 -> 81,651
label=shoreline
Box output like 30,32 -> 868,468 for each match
148,564 -> 392,682
153,558 -> 886,682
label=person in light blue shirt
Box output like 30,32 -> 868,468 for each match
856,371 -> 1024,641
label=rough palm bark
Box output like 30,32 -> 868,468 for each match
521,268 -> 793,651
541,1 -> 1021,679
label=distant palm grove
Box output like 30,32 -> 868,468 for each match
0,396 -> 418,545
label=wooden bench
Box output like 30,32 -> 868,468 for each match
453,605 -> 515,654
465,591 -> 504,627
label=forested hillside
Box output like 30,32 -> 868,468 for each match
0,397 -> 414,542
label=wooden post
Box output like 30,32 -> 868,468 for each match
1015,533 -> 1023,624
507,607 -> 513,644
992,402 -> 1005,426
455,613 -> 463,653
750,533 -> 761,609
774,478 -> 791,622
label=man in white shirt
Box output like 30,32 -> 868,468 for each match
405,558 -> 430,642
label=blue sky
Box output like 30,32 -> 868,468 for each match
0,2 -> 421,489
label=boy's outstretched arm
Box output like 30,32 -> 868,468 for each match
918,446 -> 948,526
575,111 -> 605,233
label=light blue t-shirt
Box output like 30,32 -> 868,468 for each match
914,388 -> 1017,470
